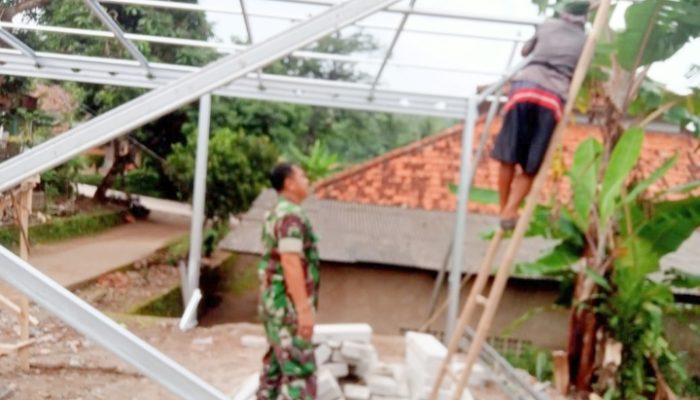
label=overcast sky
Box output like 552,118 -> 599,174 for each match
200,0 -> 699,97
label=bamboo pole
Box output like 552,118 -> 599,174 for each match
448,2 -> 613,399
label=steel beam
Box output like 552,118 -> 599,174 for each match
368,0 -> 416,99
258,0 -> 542,25
0,22 -> 505,77
83,0 -> 153,76
0,246 -> 229,400
98,0 -> 529,43
445,99 -> 478,341
0,0 -> 402,192
186,94 -> 212,314
0,50 -> 483,119
238,0 -> 265,88
0,27 -> 38,65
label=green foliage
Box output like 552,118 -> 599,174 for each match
0,210 -> 122,249
520,134 -> 700,397
664,268 -> 700,289
40,156 -> 87,200
616,0 -> 700,71
503,343 -> 554,383
288,140 -> 341,183
166,128 -> 279,219
599,127 -> 644,226
122,167 -> 164,198
568,138 -> 603,230
131,286 -> 184,318
447,184 -> 500,205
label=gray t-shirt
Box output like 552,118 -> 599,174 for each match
515,18 -> 586,100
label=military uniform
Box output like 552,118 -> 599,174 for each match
257,196 -> 320,400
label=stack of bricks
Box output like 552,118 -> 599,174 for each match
235,325 -> 481,400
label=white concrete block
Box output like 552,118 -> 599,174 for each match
341,341 -> 376,362
232,373 -> 259,400
344,384 -> 371,400
313,324 -> 373,344
331,349 -> 347,363
449,362 -> 492,388
318,369 -> 344,400
405,332 -> 446,366
366,374 -> 399,397
240,335 -> 268,349
352,348 -> 379,378
410,386 -> 474,400
371,396 -> 409,400
323,362 -> 350,378
315,343 -> 333,365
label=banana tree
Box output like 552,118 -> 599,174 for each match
518,128 -> 700,397
525,0 -> 700,396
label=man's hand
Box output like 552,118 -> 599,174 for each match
297,306 -> 315,341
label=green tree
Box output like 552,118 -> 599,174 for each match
11,0 -> 217,201
166,128 -> 279,220
288,140 -> 341,183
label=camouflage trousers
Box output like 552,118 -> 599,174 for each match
256,317 -> 317,400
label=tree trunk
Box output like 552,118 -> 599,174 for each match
94,141 -> 133,203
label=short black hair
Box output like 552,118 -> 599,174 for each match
269,162 -> 295,192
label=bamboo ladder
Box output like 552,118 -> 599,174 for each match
0,176 -> 41,371
428,2 -> 613,399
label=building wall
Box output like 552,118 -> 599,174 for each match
316,262 -> 570,350
213,253 -> 700,366
217,253 -> 570,350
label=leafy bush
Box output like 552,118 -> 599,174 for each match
166,128 -> 279,220
123,168 -> 163,198
503,344 -> 554,383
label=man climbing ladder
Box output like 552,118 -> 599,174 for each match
492,0 -> 589,230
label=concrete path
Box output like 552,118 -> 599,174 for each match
27,218 -> 188,288
76,183 -> 192,219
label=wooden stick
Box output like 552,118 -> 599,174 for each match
0,293 -> 38,325
449,3 -> 613,399
553,350 -> 570,395
18,187 -> 32,371
0,339 -> 36,356
428,229 -> 504,400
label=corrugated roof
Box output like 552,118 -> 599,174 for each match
221,189 -> 553,273
222,189 -> 700,298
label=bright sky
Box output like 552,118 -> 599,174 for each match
200,0 -> 700,97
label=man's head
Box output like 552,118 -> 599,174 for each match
558,0 -> 590,24
269,162 -> 310,203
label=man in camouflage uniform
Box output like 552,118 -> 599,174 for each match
257,162 -> 320,400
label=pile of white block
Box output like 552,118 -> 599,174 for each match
235,324 -> 481,400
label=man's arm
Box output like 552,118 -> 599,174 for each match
277,215 -> 314,341
521,36 -> 537,56
280,253 -> 314,340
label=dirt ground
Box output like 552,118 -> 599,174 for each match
0,257 -> 528,400
0,304 -> 410,399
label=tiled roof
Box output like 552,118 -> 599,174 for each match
315,120 -> 700,213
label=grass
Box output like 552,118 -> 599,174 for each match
163,235 -> 190,265
502,343 -> 554,382
131,286 -> 184,318
0,210 -> 123,249
219,254 -> 258,296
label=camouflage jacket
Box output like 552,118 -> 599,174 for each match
258,196 -> 320,321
